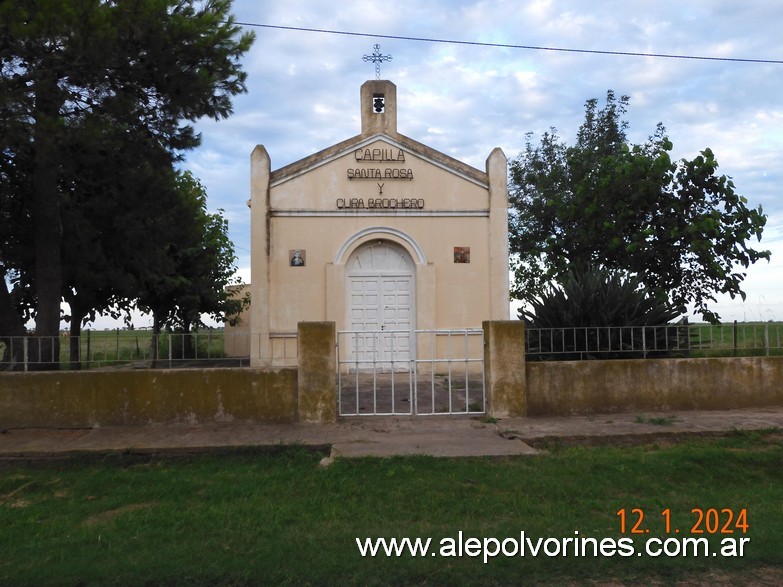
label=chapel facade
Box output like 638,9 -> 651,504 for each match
231,79 -> 509,367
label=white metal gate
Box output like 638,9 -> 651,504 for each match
337,328 -> 485,416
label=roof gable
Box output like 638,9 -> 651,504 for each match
270,132 -> 488,189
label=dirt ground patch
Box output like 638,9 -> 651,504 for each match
81,502 -> 154,527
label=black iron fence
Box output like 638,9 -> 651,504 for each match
0,329 -> 257,371
526,321 -> 783,360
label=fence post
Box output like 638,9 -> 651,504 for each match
23,337 -> 29,372
86,329 -> 92,365
733,320 -> 738,357
297,322 -> 337,423
483,321 -> 527,418
765,323 -> 770,356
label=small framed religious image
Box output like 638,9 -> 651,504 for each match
453,247 -> 470,263
289,249 -> 306,267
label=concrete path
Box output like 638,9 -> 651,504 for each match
1,407 -> 781,460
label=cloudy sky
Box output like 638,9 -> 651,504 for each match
181,0 -> 782,325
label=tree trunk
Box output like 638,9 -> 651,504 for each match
67,301 -> 88,370
31,89 -> 64,370
151,313 -> 161,368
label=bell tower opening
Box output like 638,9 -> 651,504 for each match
372,93 -> 386,113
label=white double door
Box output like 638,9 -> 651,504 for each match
347,244 -> 414,369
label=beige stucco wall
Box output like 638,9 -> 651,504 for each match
269,140 -> 489,212
266,216 -> 494,332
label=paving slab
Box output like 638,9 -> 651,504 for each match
329,417 -> 538,457
0,406 -> 781,460
499,407 -> 783,448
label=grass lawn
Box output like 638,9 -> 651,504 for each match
689,321 -> 783,358
1,431 -> 781,586
57,329 -> 229,367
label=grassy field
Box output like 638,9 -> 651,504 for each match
523,321 -> 783,360
689,321 -> 783,357
1,329 -> 233,369
64,329 -> 230,365
1,431 -> 781,585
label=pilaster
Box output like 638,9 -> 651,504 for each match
250,145 -> 271,366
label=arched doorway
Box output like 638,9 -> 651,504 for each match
346,241 -> 415,369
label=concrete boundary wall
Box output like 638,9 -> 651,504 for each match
0,369 -> 298,428
526,356 -> 783,416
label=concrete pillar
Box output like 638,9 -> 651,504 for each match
486,147 -> 510,320
250,145 -> 271,366
483,320 -> 526,417
297,322 -> 337,423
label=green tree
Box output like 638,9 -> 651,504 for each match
59,115 -> 183,367
509,91 -> 770,323
0,0 -> 253,367
0,119 -> 34,367
136,171 -> 245,364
